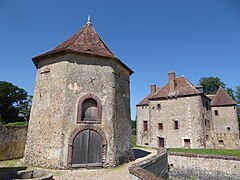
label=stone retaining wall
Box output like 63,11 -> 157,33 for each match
129,149 -> 169,180
0,125 -> 28,161
169,152 -> 240,180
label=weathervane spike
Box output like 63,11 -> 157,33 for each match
87,15 -> 91,24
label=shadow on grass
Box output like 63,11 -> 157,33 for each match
133,148 -> 151,159
0,167 -> 27,180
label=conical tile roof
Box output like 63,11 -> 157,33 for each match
32,22 -> 133,74
211,86 -> 236,106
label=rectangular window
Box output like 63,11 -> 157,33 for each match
206,135 -> 209,140
184,139 -> 191,148
143,121 -> 148,132
205,119 -> 210,129
158,123 -> 163,130
158,137 -> 165,147
219,140 -> 224,146
214,110 -> 218,116
174,121 -> 179,130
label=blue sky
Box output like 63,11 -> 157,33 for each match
1,0 -> 240,119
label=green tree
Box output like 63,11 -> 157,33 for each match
226,87 -> 235,100
132,120 -> 136,135
0,81 -> 32,123
199,77 -> 226,94
235,86 -> 240,104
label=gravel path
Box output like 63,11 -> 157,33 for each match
53,148 -> 157,180
0,148 -> 157,180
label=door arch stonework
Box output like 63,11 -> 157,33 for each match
67,125 -> 107,168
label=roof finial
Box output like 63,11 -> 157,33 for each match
87,15 -> 91,24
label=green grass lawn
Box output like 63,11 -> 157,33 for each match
169,148 -> 240,156
132,135 -> 137,147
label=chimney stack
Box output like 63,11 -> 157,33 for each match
168,71 -> 176,93
150,84 -> 157,94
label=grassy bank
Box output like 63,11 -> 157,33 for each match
169,148 -> 240,156
132,135 -> 137,147
0,122 -> 28,127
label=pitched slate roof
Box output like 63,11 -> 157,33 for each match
150,76 -> 201,99
211,86 -> 237,106
137,87 -> 161,106
32,23 -> 133,74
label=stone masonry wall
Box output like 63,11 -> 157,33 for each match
210,106 -> 240,149
212,106 -> 239,134
136,106 -> 150,147
139,95 -> 210,149
24,56 -> 70,168
129,149 -> 168,180
169,152 -> 240,180
114,63 -> 134,164
25,53 -> 133,168
0,126 -> 28,161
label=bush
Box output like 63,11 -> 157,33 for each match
132,128 -> 136,135
0,122 -> 28,127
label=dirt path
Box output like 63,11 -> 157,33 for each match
0,148 -> 157,180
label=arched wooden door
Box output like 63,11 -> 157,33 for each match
72,129 -> 102,168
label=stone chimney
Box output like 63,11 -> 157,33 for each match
150,84 -> 156,94
168,71 -> 176,93
195,85 -> 203,93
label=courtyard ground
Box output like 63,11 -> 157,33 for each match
0,147 -> 157,180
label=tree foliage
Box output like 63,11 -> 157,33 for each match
226,87 -> 235,100
199,77 -> 226,94
235,86 -> 240,104
0,81 -> 32,123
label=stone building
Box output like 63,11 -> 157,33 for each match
208,86 -> 240,149
24,20 -> 134,169
136,72 -> 239,149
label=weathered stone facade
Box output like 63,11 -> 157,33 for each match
169,152 -> 240,180
0,126 -> 28,161
208,87 -> 240,149
129,149 -> 169,180
24,22 -> 134,169
136,72 -> 239,149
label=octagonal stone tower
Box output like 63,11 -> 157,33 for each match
24,20 -> 134,169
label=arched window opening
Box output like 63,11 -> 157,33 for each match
82,99 -> 97,122
77,93 -> 102,124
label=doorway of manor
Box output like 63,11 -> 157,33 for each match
72,129 -> 102,167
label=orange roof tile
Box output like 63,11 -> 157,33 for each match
211,86 -> 236,106
137,87 -> 161,106
32,23 -> 133,74
150,76 -> 201,99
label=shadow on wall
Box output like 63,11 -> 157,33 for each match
0,167 -> 27,180
133,148 -> 151,159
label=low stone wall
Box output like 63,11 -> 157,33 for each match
0,125 -> 28,161
129,149 -> 169,180
169,152 -> 240,180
